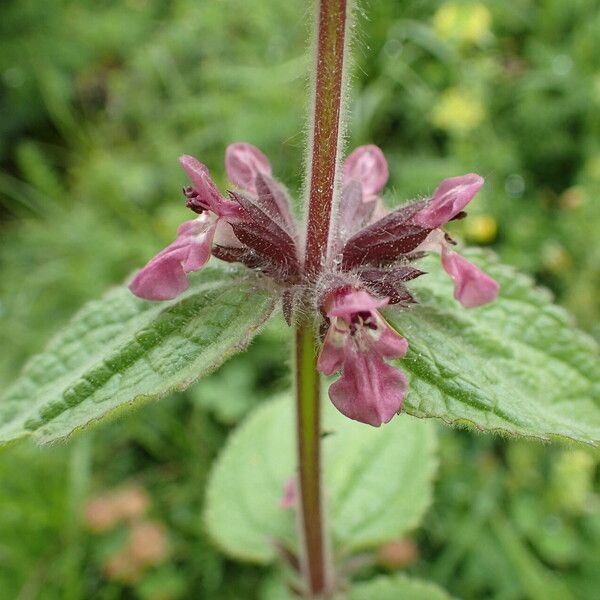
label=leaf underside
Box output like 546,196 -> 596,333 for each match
205,396 -> 437,564
0,264 -> 277,445
386,249 -> 600,447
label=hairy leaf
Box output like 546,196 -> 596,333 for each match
386,249 -> 600,446
205,396 -> 437,563
0,265 -> 277,445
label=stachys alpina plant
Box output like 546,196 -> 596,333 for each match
1,2 -> 598,599
130,143 -> 499,427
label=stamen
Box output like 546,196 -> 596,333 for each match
184,186 -> 211,215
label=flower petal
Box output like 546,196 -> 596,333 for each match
343,145 -> 389,198
337,181 -> 377,240
325,288 -> 388,319
179,155 -> 221,205
413,174 -> 484,229
181,228 -> 216,272
213,219 -> 242,248
317,320 -> 348,375
225,143 -> 272,195
441,249 -> 500,308
371,313 -> 409,358
129,255 -> 190,301
328,349 -> 407,426
129,218 -> 216,301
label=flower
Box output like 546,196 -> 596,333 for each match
225,142 -> 272,195
129,141 -> 499,427
337,164 -> 499,309
317,287 -> 409,427
128,216 -> 217,301
411,175 -> 500,307
343,144 -> 389,202
441,247 -> 499,308
412,174 -> 483,229
279,479 -> 296,509
129,144 -> 299,301
336,145 -> 390,242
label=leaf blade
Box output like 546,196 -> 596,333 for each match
204,396 -> 437,563
344,575 -> 455,600
0,264 -> 277,445
386,249 -> 600,446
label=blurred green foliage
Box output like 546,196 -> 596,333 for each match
0,1 -> 598,599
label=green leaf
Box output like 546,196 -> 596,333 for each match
259,574 -> 454,600
205,396 -> 437,563
386,249 -> 600,446
0,265 -> 277,445
343,574 -> 455,600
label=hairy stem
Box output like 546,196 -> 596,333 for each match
304,0 -> 350,277
295,319 -> 329,595
294,1 -> 350,596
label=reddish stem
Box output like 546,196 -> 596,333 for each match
295,320 -> 329,596
294,1 -> 350,597
305,0 -> 349,277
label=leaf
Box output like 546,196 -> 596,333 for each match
259,574 -> 454,600
0,264 -> 277,445
205,396 -> 437,563
342,574 -> 455,600
385,249 -> 600,446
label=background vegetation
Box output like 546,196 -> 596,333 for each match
0,1 -> 598,598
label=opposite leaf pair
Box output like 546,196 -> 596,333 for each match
129,143 -> 499,426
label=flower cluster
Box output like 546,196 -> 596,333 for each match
129,144 -> 298,300
130,143 -> 498,426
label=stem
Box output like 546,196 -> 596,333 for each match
295,320 -> 329,595
294,1 -> 351,596
305,0 -> 350,277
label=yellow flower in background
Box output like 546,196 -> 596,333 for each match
431,87 -> 486,134
542,242 -> 572,274
433,2 -> 492,45
585,155 -> 600,181
559,186 -> 586,210
466,215 -> 497,244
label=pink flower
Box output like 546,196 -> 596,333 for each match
412,174 -> 484,229
225,143 -> 272,196
179,155 -> 243,219
410,175 -> 499,308
279,479 -> 296,509
335,145 -> 390,245
128,216 -> 217,301
130,145 -> 300,302
441,247 -> 499,308
317,287 -> 409,427
129,155 -> 243,301
343,145 -> 389,200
